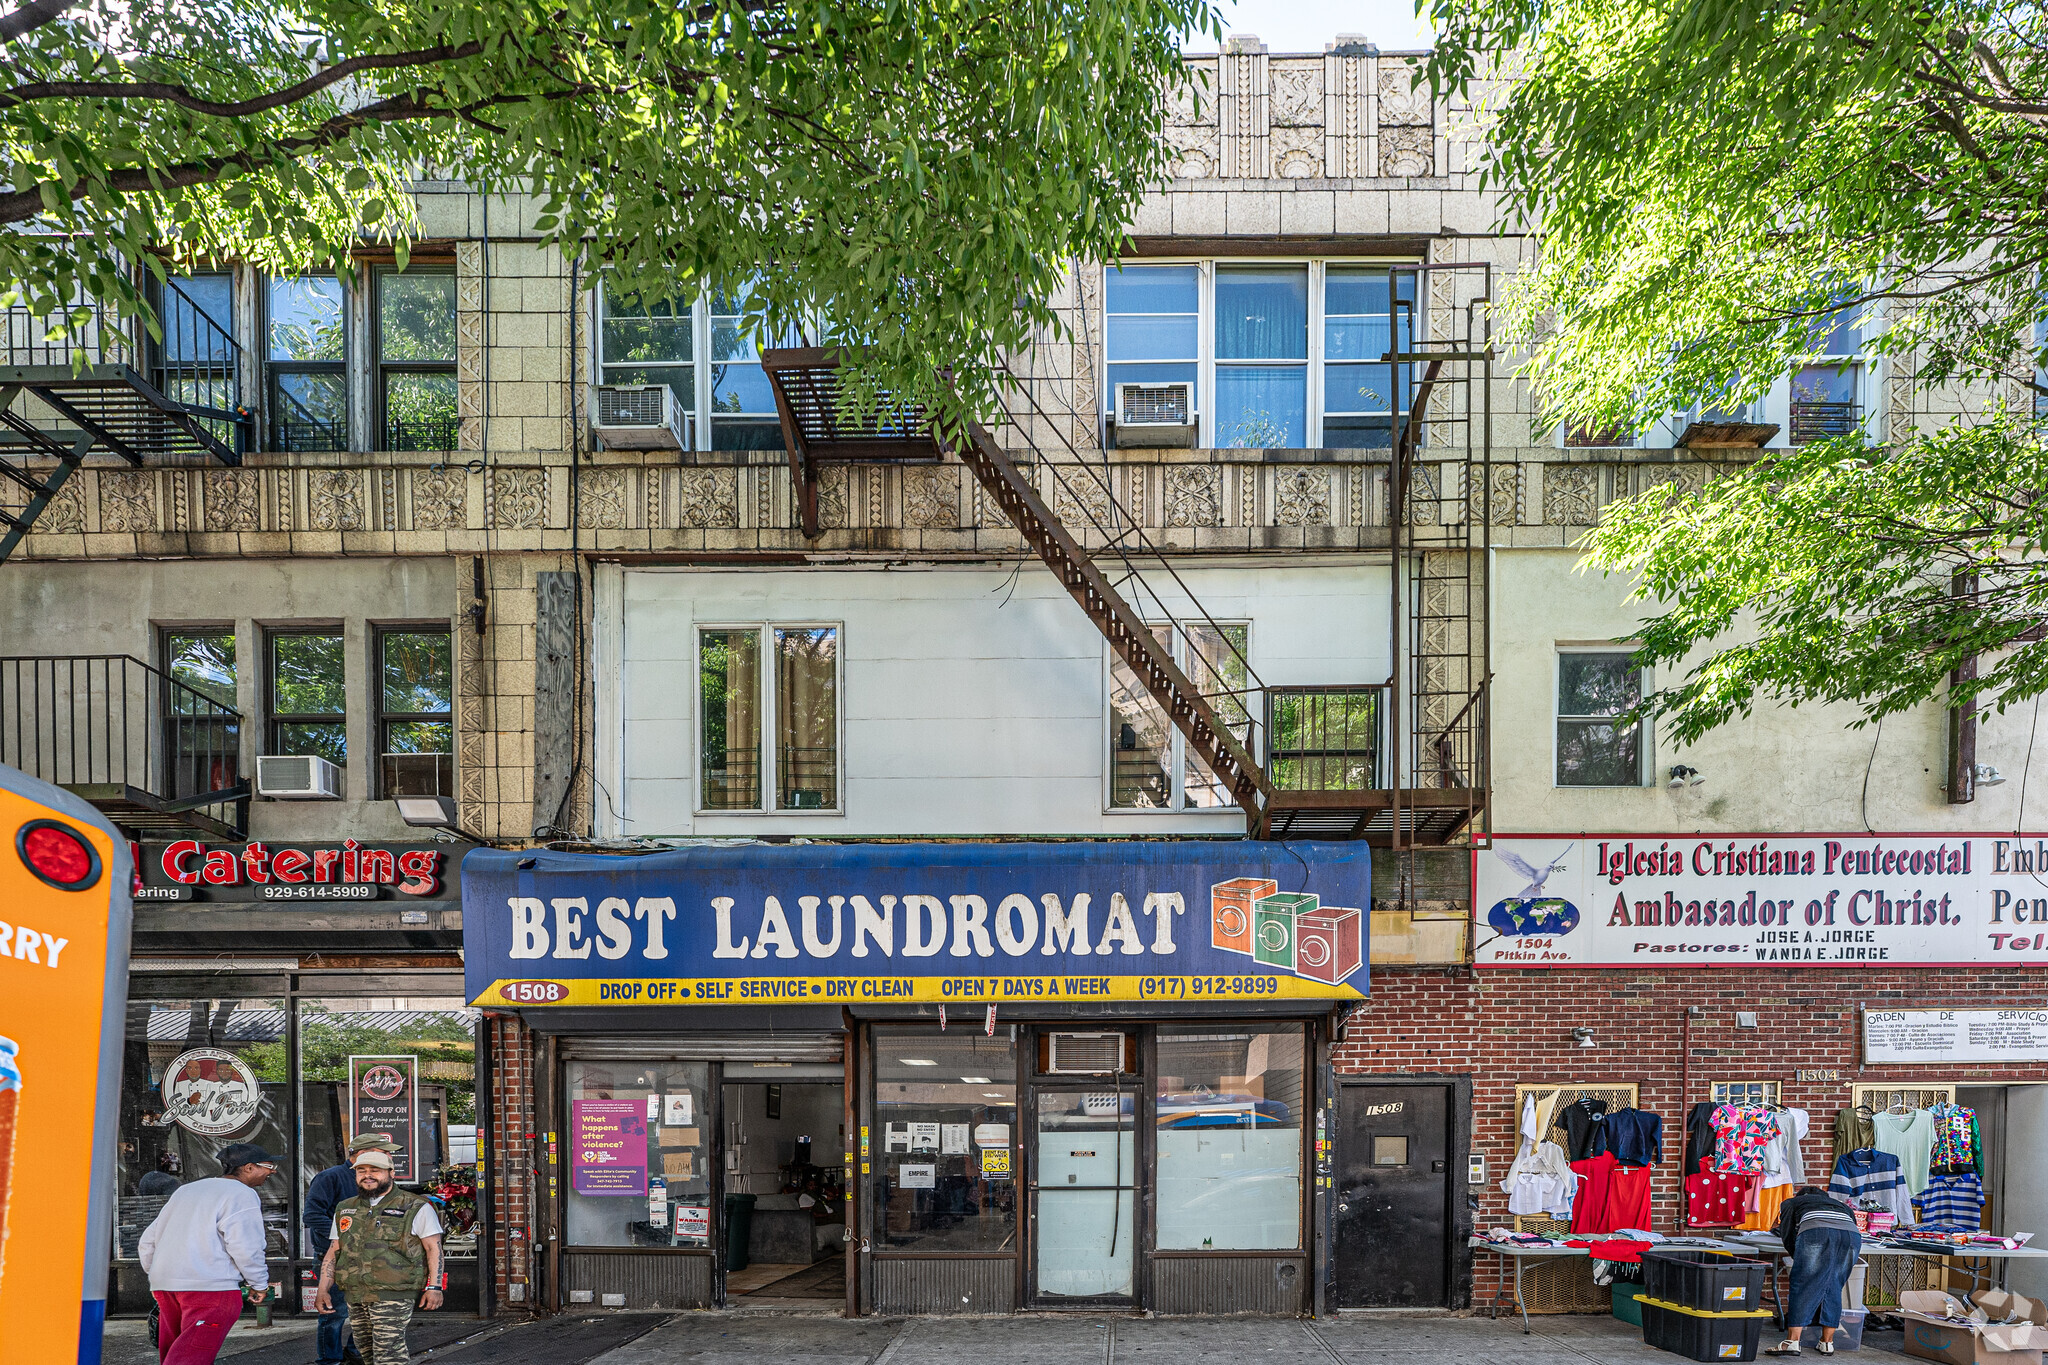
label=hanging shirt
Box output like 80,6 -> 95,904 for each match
1833,1107 -> 1875,1162
1928,1104 -> 1979,1174
1605,1163 -> 1654,1234
1684,1102 -> 1720,1176
1686,1164 -> 1757,1228
1913,1172 -> 1986,1232
1872,1109 -> 1936,1197
1571,1151 -> 1619,1235
1711,1104 -> 1774,1173
1760,1112 -> 1801,1190
1503,1140 -> 1579,1219
1605,1109 -> 1663,1168
1563,1099 -> 1610,1162
1830,1148 -> 1913,1224
1780,1108 -> 1812,1186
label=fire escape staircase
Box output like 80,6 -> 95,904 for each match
762,317 -> 1490,846
0,280 -> 248,563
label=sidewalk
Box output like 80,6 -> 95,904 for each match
106,1308 -> 1921,1364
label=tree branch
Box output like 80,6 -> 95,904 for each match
0,0 -> 78,46
0,39 -> 489,116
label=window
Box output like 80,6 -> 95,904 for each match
376,628 -> 452,797
1105,264 -> 1199,435
1710,1081 -> 1781,1107
1155,1025 -> 1305,1250
709,285 -> 788,451
269,630 -> 347,771
1215,266 -> 1308,448
697,624 -> 840,813
564,1059 -> 711,1248
150,272 -> 235,415
267,276 -> 347,451
873,1028 -> 1018,1253
598,288 -> 694,439
1323,267 -> 1412,448
1109,623 -> 1249,810
376,270 -> 458,451
1555,650 -> 1645,787
162,629 -> 239,801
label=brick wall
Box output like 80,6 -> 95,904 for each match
1337,965 -> 2048,1312
485,1012 -> 538,1311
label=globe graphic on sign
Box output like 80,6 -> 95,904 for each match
1487,897 -> 1580,937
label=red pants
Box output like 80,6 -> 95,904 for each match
154,1290 -> 245,1365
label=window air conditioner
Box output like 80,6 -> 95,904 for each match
591,384 -> 690,450
1113,381 -> 1197,448
1045,1032 -> 1126,1075
255,754 -> 344,799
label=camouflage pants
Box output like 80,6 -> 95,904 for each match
353,1297 -> 414,1365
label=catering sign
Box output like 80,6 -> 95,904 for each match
1474,834 -> 2048,968
1864,1009 -> 2048,1064
138,839 -> 449,901
463,841 -> 1372,1007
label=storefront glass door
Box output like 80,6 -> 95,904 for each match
1031,1090 -> 1135,1301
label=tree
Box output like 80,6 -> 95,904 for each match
1427,0 -> 2048,741
2,0 -> 1214,425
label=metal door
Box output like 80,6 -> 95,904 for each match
1030,1088 -> 1136,1304
1332,1080 -> 1453,1308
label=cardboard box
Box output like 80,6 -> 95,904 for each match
1900,1290 -> 2048,1365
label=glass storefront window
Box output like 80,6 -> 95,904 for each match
565,1059 -> 712,1248
1154,1024 -> 1305,1250
289,998 -> 478,1258
873,1029 -> 1018,1252
116,998 -> 290,1262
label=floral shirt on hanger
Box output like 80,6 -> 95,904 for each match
1711,1103 -> 1775,1173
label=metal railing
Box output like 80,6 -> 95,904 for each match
2,280 -> 242,411
149,279 -> 242,418
1424,682 -> 1488,791
2,296 -> 132,368
1264,685 -> 1386,792
0,654 -> 248,835
385,416 -> 461,452
1790,401 -> 1861,445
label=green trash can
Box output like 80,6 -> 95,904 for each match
724,1193 -> 756,1273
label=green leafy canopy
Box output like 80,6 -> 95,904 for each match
1426,0 -> 2048,738
2,0 -> 1220,425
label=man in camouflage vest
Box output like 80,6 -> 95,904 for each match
312,1149 -> 444,1365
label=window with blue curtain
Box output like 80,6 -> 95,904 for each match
1105,265 -> 1199,424
1323,269 -> 1412,449
1215,267 -> 1307,448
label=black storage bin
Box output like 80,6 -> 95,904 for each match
1639,1296 -> 1772,1362
1642,1247 -> 1770,1312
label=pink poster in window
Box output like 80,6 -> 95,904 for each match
571,1100 -> 648,1196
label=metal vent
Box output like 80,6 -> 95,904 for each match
1119,382 -> 1191,426
596,385 -> 666,426
1046,1032 -> 1125,1075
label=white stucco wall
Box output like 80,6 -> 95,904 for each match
1490,549 -> 2045,835
595,559 -> 1392,837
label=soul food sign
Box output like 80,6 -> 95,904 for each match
462,840 -> 1372,1006
1474,833 -> 2048,967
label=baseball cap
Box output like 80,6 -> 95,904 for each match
352,1149 -> 395,1171
219,1143 -> 280,1174
347,1133 -> 399,1155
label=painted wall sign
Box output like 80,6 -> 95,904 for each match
145,839 -> 448,900
0,767 -> 132,1362
1474,834 -> 2048,968
161,1047 -> 262,1137
1864,1009 -> 2048,1064
462,841 -> 1372,1007
347,1055 -> 420,1181
571,1100 -> 648,1195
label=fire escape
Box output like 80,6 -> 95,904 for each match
760,261 -> 1492,847
0,279 -> 248,563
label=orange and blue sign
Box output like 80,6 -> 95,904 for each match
0,763 -> 132,1364
463,840 -> 1370,1006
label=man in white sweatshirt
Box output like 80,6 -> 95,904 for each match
137,1142 -> 277,1365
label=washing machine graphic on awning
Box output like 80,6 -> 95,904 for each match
1210,882 -> 1362,985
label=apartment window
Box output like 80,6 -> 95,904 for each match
1215,266 -> 1307,448
1323,267 -> 1412,448
267,276 -> 347,451
161,629 -> 239,801
150,272 -> 235,414
1791,307 -> 1863,446
598,287 -> 694,439
1109,623 -> 1249,810
1105,264 -> 1199,437
376,270 -> 458,451
1555,651 -> 1645,787
698,624 -> 840,812
268,630 -> 347,770
376,628 -> 453,796
709,286 -> 788,451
